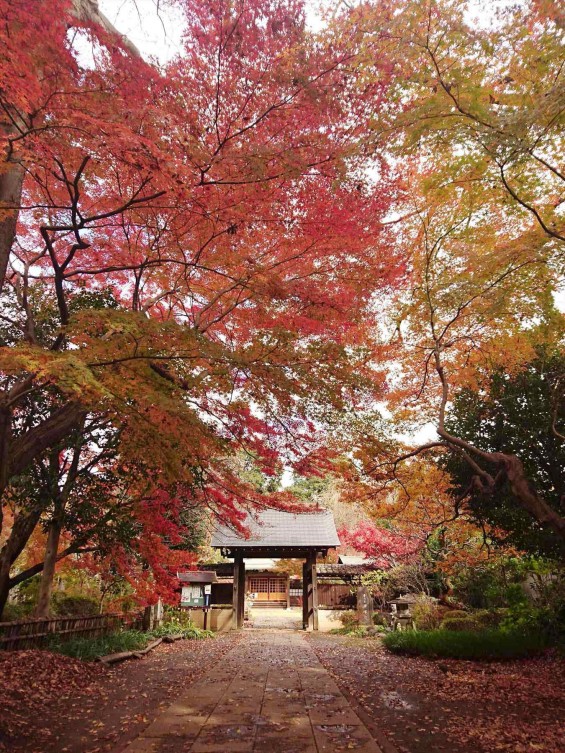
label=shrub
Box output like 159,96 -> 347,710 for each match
442,609 -> 468,619
182,626 -> 214,639
0,602 -> 35,622
502,603 -> 565,644
451,558 -> 530,609
473,609 -> 505,628
373,611 -> 389,627
163,606 -> 195,628
47,630 -> 148,661
339,610 -> 359,629
52,594 -> 99,617
383,628 -> 547,660
329,626 -> 371,637
149,621 -> 214,640
412,596 -> 442,630
442,616 -> 480,632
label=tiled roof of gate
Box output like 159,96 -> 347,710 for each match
210,508 -> 340,549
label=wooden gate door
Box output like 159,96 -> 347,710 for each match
268,577 -> 287,601
248,576 -> 269,601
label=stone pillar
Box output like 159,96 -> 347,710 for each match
142,598 -> 163,631
356,586 -> 373,627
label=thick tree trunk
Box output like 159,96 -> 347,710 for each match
4,402 -> 85,494
0,404 -> 11,531
502,454 -> 565,541
0,506 -> 43,617
71,1 -> 140,56
0,157 -> 24,293
34,515 -> 63,618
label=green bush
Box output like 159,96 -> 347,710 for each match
47,620 -> 214,660
502,603 -> 565,644
182,626 -> 215,639
373,611 -> 389,626
163,606 -> 195,627
0,602 -> 35,622
412,596 -> 442,630
329,625 -> 371,637
149,621 -> 214,640
51,594 -> 100,617
473,609 -> 505,628
442,609 -> 468,620
442,616 -> 480,632
47,630 -> 149,661
383,628 -> 547,660
451,559 -> 530,609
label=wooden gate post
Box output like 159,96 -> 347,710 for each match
233,553 -> 242,629
237,557 -> 246,628
302,551 -> 318,630
311,558 -> 319,631
302,559 -> 309,630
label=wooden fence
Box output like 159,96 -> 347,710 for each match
0,612 -> 143,651
289,582 -> 355,609
317,583 -> 356,609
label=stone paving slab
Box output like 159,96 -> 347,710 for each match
120,630 -> 384,753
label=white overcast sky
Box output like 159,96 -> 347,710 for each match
98,0 -> 516,64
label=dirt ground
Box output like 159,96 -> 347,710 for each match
0,633 -> 241,753
308,633 -> 565,753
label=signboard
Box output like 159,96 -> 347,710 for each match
181,584 -> 205,607
204,585 -> 212,595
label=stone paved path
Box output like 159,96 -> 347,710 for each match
122,630 -> 384,753
247,606 -> 303,630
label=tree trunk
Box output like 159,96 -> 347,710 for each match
0,157 -> 24,294
34,515 -> 63,618
71,0 -> 141,57
502,454 -> 565,541
2,402 -> 85,500
0,506 -> 43,617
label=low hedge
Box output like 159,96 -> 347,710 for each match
52,594 -> 100,617
441,616 -> 480,632
47,622 -> 214,660
47,630 -> 149,661
383,628 -> 547,660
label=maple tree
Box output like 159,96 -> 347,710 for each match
0,0 -> 402,612
339,521 -> 422,568
329,0 -> 565,543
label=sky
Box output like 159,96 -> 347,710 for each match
99,0 -> 519,63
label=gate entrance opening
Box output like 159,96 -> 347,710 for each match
210,508 -> 340,631
248,575 -> 288,604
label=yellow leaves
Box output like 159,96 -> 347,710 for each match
0,345 -> 108,404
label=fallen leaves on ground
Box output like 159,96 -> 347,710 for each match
0,633 -> 242,753
308,635 -> 565,753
